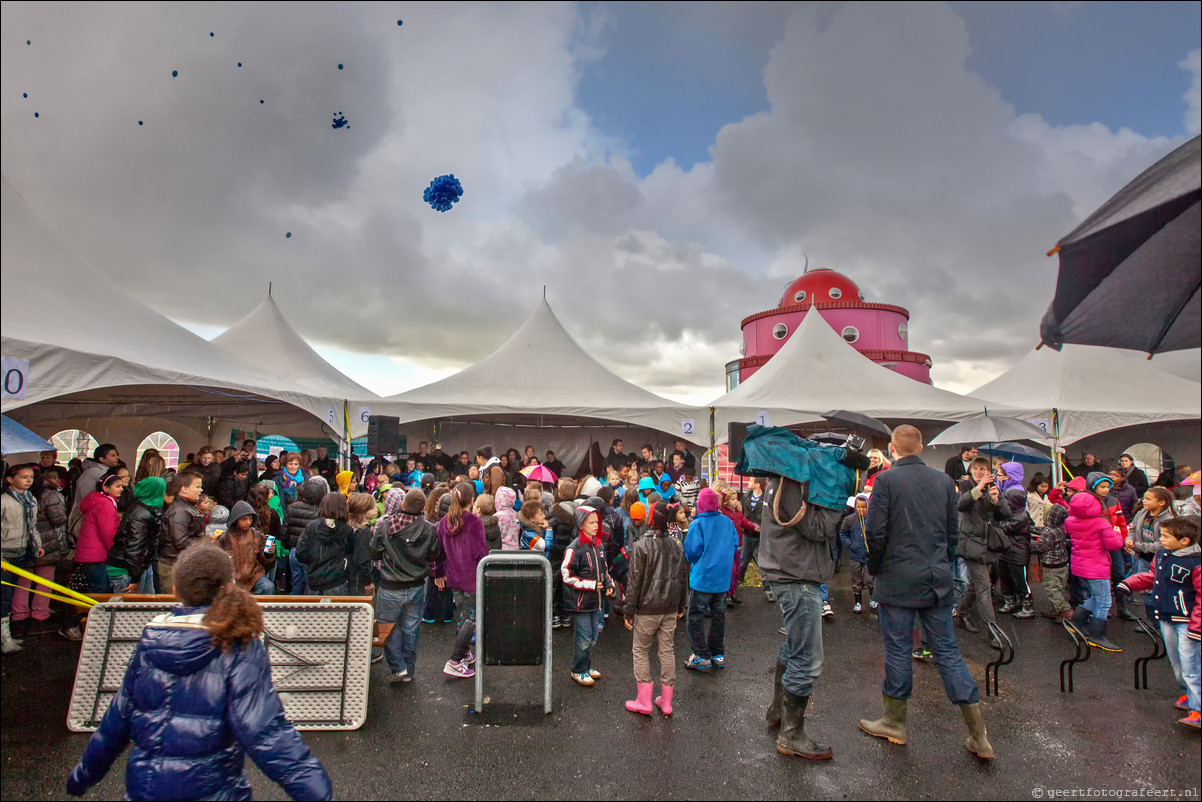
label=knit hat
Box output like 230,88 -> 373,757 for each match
1065,476 -> 1088,492
697,487 -> 721,513
579,476 -> 603,498
630,501 -> 646,522
402,488 -> 426,515
1086,471 -> 1111,491
336,470 -> 354,497
133,476 -> 167,509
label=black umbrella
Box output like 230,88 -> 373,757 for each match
1040,135 -> 1200,355
819,410 -> 892,439
976,442 -> 1052,464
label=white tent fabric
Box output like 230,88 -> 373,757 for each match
710,312 -> 1001,434
0,175 -> 341,453
969,344 -> 1202,444
211,294 -> 376,401
370,300 -> 705,444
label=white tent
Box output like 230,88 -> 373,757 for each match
970,344 -> 1202,445
211,292 -> 375,434
0,175 -> 342,458
369,300 -> 706,467
710,311 -> 1001,435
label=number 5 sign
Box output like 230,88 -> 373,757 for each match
358,407 -> 372,425
2,357 -> 29,400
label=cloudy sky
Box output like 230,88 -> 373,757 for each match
2,1 -> 1199,404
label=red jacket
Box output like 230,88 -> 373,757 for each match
76,491 -> 120,563
721,505 -> 758,547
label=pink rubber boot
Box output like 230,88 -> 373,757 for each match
655,684 -> 675,716
626,682 -> 654,715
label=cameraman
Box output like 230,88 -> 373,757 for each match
954,455 -> 1007,639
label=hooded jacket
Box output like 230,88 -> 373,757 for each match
371,498 -> 441,590
217,501 -> 274,591
683,489 -> 739,593
1031,503 -> 1069,568
158,495 -> 207,564
66,607 -> 332,801
1067,493 -> 1124,580
283,479 -> 326,550
107,478 -> 166,582
76,490 -> 121,564
624,527 -> 689,618
996,488 -> 1032,566
435,510 -> 488,593
955,479 -> 1009,563
517,509 -> 549,554
996,462 -> 1025,493
1128,506 -> 1177,556
494,487 -> 520,550
68,458 -> 109,538
561,506 -> 611,613
295,516 -> 358,592
838,507 -> 870,564
480,514 -> 502,550
35,486 -> 68,567
758,476 -> 841,586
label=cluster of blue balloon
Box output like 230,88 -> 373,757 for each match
331,112 -> 349,130
423,175 -> 464,212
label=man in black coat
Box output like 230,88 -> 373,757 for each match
943,446 -> 976,483
859,425 -> 994,760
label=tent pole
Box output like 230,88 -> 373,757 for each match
1051,408 -> 1062,484
708,407 -> 716,486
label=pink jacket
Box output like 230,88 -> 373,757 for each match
1066,494 -> 1123,580
75,490 -> 120,563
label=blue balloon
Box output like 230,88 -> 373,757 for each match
237,62 -> 242,67
338,63 -> 344,70
285,232 -> 292,238
138,120 -> 143,125
23,93 -> 27,98
397,20 -> 403,25
423,175 -> 464,212
209,32 -> 214,37
172,69 -> 178,78
331,112 -> 349,130
26,40 -> 31,45
259,99 -> 264,104
33,112 -> 38,118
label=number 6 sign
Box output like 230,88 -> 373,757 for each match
358,407 -> 372,424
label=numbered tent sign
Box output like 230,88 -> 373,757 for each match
358,407 -> 372,425
2,357 -> 29,399
1026,418 -> 1050,433
327,406 -> 337,425
681,418 -> 696,437
755,410 -> 770,427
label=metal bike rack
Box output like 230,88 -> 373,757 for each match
984,622 -> 1014,697
474,552 -> 554,715
1060,620 -> 1091,693
1132,617 -> 1167,690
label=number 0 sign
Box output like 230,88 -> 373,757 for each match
1,357 -> 29,400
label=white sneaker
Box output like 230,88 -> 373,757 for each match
853,602 -> 862,614
822,602 -> 834,619
571,671 -> 595,686
869,600 -> 879,610
389,669 -> 409,683
587,668 -> 601,679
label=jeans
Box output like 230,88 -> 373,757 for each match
423,577 -> 454,622
739,536 -> 760,581
1081,578 -> 1111,619
137,565 -> 156,595
108,573 -> 131,593
289,551 -> 308,595
766,580 -> 824,697
820,584 -> 829,603
878,603 -> 980,704
572,610 -> 603,674
952,558 -> 969,604
311,583 -> 348,597
376,586 -> 426,675
251,576 -> 275,595
1161,621 -> 1201,713
687,591 -> 727,659
1,554 -> 29,618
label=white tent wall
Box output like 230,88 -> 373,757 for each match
1061,421 -> 1201,475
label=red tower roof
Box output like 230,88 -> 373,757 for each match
778,269 -> 863,308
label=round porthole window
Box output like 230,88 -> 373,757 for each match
841,326 -> 859,344
793,290 -> 807,303
898,321 -> 908,341
739,342 -> 746,356
773,323 -> 788,340
828,287 -> 842,299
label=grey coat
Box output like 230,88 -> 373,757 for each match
757,476 -> 839,586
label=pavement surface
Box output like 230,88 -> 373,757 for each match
2,571 -> 1199,800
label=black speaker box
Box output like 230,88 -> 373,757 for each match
366,415 -> 400,456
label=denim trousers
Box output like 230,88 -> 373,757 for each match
251,576 -> 275,595
572,610 -> 603,674
687,590 -> 727,659
738,536 -> 760,581
376,585 -> 426,675
766,580 -> 824,697
1161,621 -> 1201,713
877,603 -> 980,704
289,550 -> 308,595
1081,578 -> 1111,619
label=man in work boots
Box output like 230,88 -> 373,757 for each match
859,425 -> 994,760
758,473 -> 842,760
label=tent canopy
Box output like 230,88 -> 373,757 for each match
1,175 -> 341,453
710,312 -> 998,433
211,293 -> 375,401
969,344 -> 1202,444
371,300 -> 705,445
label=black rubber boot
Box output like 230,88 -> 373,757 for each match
1114,589 -> 1137,621
766,661 -> 785,727
997,595 -> 1018,614
1013,598 -> 1036,619
1086,617 -> 1122,652
1070,605 -> 1091,632
776,692 -> 833,760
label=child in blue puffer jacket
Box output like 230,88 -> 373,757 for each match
67,542 -> 331,801
839,494 -> 875,613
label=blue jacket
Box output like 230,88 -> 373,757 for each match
67,607 -> 332,801
683,510 -> 739,593
839,513 -> 869,563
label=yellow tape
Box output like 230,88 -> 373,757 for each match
0,580 -> 93,608
0,559 -> 99,606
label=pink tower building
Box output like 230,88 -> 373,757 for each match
727,268 -> 932,389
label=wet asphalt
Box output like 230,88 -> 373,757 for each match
2,570 -> 1199,801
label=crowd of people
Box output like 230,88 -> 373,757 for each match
2,430 -> 1200,799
